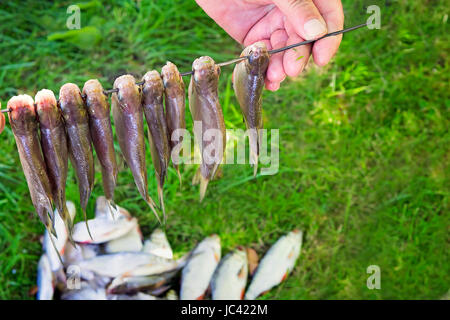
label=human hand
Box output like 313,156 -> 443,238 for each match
196,0 -> 344,91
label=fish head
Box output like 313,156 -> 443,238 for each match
244,41 -> 270,74
142,70 -> 164,104
233,246 -> 248,263
192,56 -> 220,89
204,234 -> 222,260
161,61 -> 185,95
59,83 -> 87,125
82,79 -> 109,118
35,89 -> 61,129
112,75 -> 141,112
7,94 -> 36,133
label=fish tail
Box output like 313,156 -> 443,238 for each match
199,175 -> 210,203
192,167 -> 201,186
46,225 -> 64,265
107,199 -> 117,220
251,151 -> 259,177
81,207 -> 94,241
146,196 -> 162,225
157,183 -> 166,225
210,163 -> 220,181
175,166 -> 182,189
251,129 -> 260,176
61,205 -> 77,247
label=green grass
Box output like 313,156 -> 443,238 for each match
0,0 -> 448,299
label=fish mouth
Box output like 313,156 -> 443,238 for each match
7,94 -> 35,119
247,42 -> 268,65
35,89 -> 57,110
192,56 -> 217,82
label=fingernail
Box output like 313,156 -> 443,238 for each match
304,19 -> 327,40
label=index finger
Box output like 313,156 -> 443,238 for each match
311,0 -> 344,66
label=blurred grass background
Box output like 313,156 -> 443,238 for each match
0,0 -> 448,299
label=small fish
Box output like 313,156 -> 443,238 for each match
142,71 -> 170,222
180,234 -> 221,300
61,282 -> 106,300
244,230 -> 303,300
0,105 -> 5,134
232,42 -> 269,176
211,247 -> 248,300
161,61 -> 186,184
78,252 -> 162,278
111,75 -> 160,223
142,228 -> 173,259
246,247 -> 259,276
72,215 -> 138,244
37,254 -> 54,300
7,95 -> 55,235
107,292 -> 158,300
117,253 -> 186,278
43,201 -> 77,272
59,83 -> 95,238
107,269 -> 178,295
82,79 -> 118,208
105,225 -> 143,253
35,89 -> 73,240
188,57 -> 226,201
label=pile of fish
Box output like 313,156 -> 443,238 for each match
37,196 -> 303,300
2,42 -> 270,238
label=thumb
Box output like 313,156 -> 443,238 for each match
274,0 -> 327,40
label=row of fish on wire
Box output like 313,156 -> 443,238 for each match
0,42 -> 270,241
37,196 -> 303,300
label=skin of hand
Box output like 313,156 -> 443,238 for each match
196,0 -> 344,91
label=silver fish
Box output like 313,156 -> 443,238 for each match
78,252 -> 163,278
105,225 -> 143,253
245,230 -> 303,300
37,254 -> 54,300
107,269 -> 178,295
180,234 -> 221,300
142,228 -> 173,259
211,247 -> 248,300
72,215 -> 138,244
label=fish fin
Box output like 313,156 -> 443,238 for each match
237,265 -> 246,279
281,272 -> 288,282
196,293 -> 205,300
65,219 -> 77,248
241,289 -> 245,300
107,199 -> 117,220
146,196 -> 162,225
251,152 -> 259,177
199,175 -> 210,203
176,167 -> 182,189
46,225 -> 64,266
81,207 -> 94,241
192,167 -> 201,186
157,183 -> 166,225
210,163 -> 220,181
